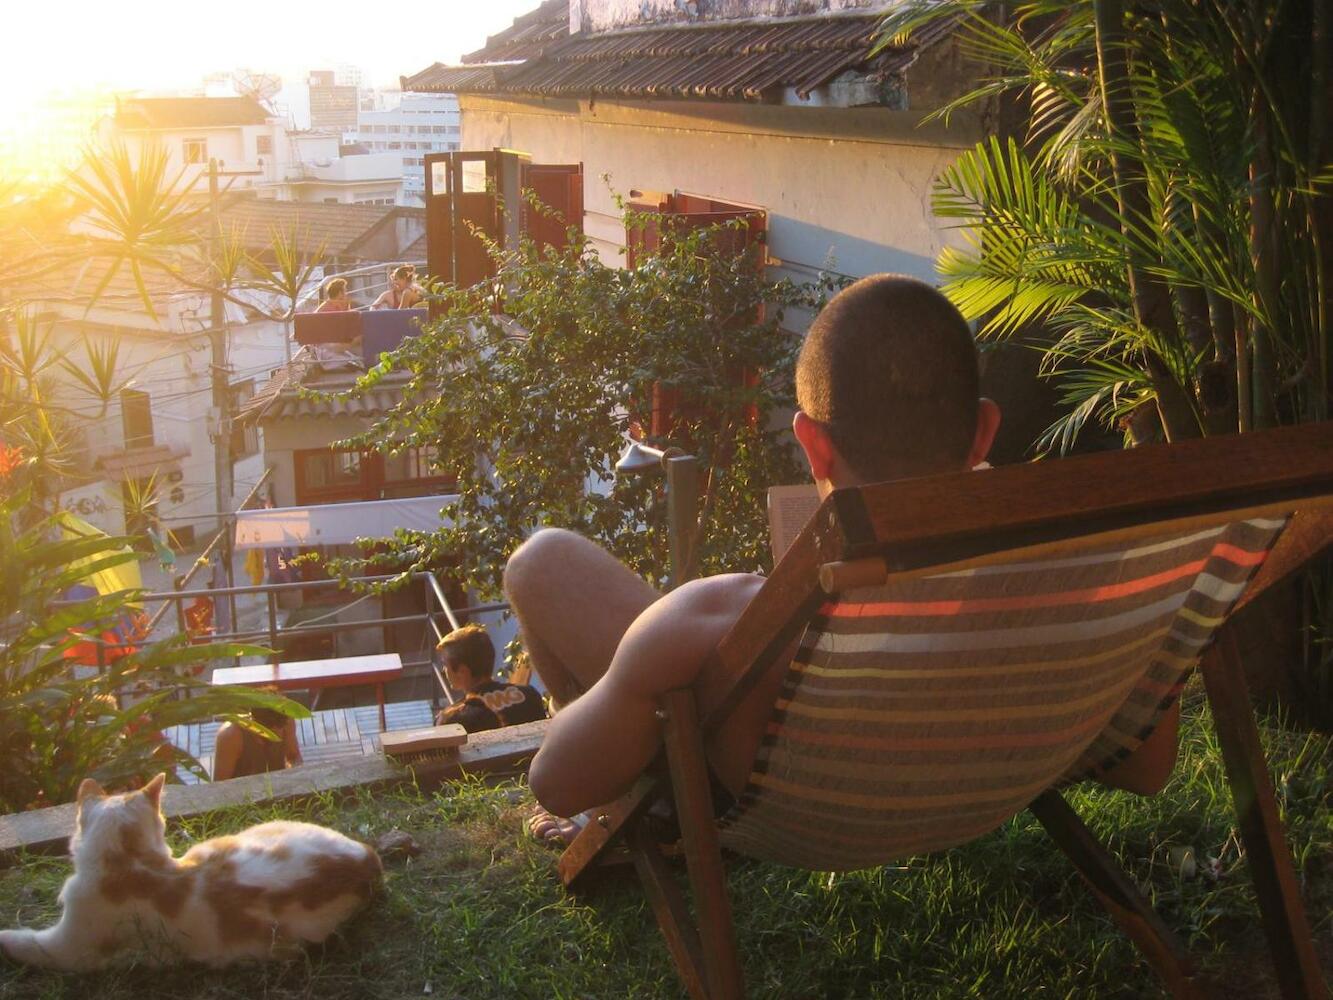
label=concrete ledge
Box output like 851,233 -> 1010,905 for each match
0,719 -> 547,861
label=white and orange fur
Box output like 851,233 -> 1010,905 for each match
0,774 -> 381,970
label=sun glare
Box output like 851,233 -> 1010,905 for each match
0,0 -> 543,187
0,90 -> 109,186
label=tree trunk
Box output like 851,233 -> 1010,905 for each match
1249,89 -> 1279,429
1093,0 -> 1201,441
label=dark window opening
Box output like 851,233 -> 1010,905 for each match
121,389 -> 155,450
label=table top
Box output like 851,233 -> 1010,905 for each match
212,653 -> 403,689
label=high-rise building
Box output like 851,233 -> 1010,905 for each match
308,70 -> 358,134
353,92 -> 461,206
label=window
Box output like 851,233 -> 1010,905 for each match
229,380 -> 258,461
388,142 -> 401,150
256,134 -> 273,156
296,449 -> 368,504
323,197 -> 339,204
294,447 -> 455,504
120,389 -> 154,449
183,138 -> 207,164
383,445 -> 439,483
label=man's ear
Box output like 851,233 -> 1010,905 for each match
966,398 -> 1002,469
793,411 -> 837,482
76,778 -> 106,804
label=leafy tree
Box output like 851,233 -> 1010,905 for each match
880,1 -> 1331,717
880,0 -> 1330,452
334,205 -> 842,600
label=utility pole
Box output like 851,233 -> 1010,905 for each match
208,159 -> 237,626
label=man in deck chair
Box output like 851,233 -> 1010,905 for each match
506,274 -> 1178,840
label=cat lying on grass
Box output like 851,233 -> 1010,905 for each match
0,774 -> 381,971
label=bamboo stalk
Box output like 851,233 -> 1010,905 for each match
1093,0 -> 1201,442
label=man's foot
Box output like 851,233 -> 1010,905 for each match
526,805 -> 586,847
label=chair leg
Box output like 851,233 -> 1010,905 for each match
628,824 -> 711,1000
1200,631 -> 1330,1000
558,775 -> 661,888
659,688 -> 745,1000
1029,790 -> 1207,999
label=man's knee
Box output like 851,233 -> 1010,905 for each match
504,527 -> 587,602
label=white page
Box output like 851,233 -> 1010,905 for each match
767,483 -> 820,564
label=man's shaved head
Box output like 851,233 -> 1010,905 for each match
796,274 -> 980,483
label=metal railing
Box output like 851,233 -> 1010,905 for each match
72,570 -> 507,714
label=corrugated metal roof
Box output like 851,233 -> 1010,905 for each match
404,10 -> 950,104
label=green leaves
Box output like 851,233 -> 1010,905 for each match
0,501 -> 305,812
886,1 -> 1329,451
65,141 -> 205,319
328,202 -> 838,602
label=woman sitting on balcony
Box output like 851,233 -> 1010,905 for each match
373,264 -> 423,310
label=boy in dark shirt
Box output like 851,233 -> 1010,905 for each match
435,624 -> 547,733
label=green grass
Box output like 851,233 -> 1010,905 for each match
1,693 -> 1329,999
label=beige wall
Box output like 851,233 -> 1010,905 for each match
459,96 -> 978,306
260,414 -> 376,507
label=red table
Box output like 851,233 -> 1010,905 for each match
212,653 -> 403,730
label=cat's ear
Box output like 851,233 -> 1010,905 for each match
141,773 -> 166,809
76,778 -> 106,803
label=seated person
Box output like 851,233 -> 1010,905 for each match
505,274 -> 1181,840
372,264 -> 424,310
212,701 -> 302,781
315,277 -> 354,313
435,624 -> 548,734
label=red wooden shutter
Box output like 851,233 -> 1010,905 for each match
521,162 -> 584,251
624,192 -> 768,438
423,150 -> 505,300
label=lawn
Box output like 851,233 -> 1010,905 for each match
0,692 -> 1329,1000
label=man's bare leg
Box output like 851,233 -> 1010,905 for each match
504,527 -> 661,708
506,528 -> 661,842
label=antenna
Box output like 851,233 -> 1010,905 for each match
232,70 -> 282,113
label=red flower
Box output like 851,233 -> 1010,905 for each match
0,443 -> 21,481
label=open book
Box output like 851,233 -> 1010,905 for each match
766,483 -> 820,564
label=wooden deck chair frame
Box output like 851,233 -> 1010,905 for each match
557,422 -> 1333,1000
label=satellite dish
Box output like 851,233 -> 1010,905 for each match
233,70 -> 282,112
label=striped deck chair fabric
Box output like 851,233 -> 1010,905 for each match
716,517 -> 1287,872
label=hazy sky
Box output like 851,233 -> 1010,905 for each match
2,0 -> 543,102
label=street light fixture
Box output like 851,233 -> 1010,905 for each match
615,442 -> 699,590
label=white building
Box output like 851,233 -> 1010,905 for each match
352,93 -> 461,205
29,261 -> 290,548
98,96 -> 405,205
28,197 -> 426,545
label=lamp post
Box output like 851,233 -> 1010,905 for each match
616,442 -> 699,591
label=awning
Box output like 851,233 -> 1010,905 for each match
233,495 -> 456,549
97,443 -> 188,481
